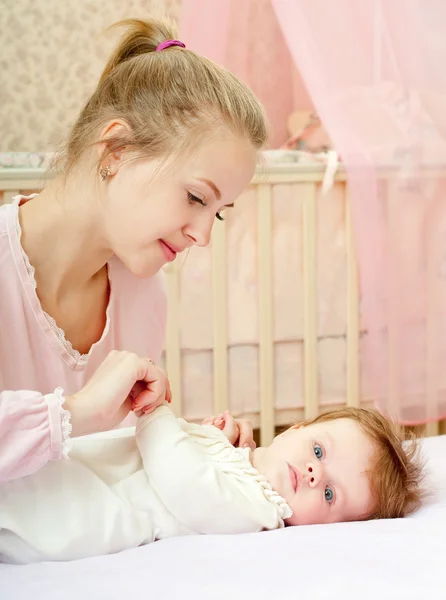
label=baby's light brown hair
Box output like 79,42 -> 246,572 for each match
296,407 -> 424,520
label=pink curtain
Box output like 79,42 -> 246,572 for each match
181,0 -> 446,423
272,0 -> 446,423
179,0 -> 313,147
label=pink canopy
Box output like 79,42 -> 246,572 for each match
179,0 -> 313,147
180,0 -> 446,423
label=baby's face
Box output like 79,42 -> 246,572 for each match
253,418 -> 376,525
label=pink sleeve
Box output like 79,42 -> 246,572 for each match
0,387 -> 72,484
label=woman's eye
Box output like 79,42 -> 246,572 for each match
313,444 -> 323,460
216,212 -> 225,221
325,486 -> 334,504
187,191 -> 206,206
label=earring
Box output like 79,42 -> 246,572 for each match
99,165 -> 111,181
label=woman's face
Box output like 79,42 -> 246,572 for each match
100,132 -> 257,278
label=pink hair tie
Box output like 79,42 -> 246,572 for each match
156,39 -> 186,52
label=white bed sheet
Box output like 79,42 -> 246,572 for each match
1,435 -> 445,600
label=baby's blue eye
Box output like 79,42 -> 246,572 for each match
313,444 -> 323,460
325,486 -> 334,503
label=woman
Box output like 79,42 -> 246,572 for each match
0,17 -> 265,483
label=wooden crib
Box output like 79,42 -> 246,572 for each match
0,162 -> 442,444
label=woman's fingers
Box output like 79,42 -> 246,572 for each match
70,351 -> 171,435
131,362 -> 169,412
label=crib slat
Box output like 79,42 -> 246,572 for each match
164,261 -> 182,416
212,219 -> 229,415
346,187 -> 360,407
258,184 -> 275,446
1,189 -> 19,204
302,183 -> 318,419
425,421 -> 440,437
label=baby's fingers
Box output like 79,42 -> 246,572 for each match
237,419 -> 256,451
202,415 -> 225,430
221,412 -> 239,444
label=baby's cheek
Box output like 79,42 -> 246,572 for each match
285,511 -> 300,527
285,496 -> 326,526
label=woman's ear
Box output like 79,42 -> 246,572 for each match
97,119 -> 132,176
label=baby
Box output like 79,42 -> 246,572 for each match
0,404 -> 423,563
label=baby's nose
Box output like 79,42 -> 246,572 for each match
305,461 -> 323,488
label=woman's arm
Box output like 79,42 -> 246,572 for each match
0,351 -> 169,484
0,388 -> 70,484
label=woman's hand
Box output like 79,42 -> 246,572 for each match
202,411 -> 256,450
65,351 -> 171,436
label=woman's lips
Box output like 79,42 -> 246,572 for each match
159,240 -> 177,262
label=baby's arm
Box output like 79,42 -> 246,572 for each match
135,407 -> 278,534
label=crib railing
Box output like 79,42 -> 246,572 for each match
0,165 -> 442,443
0,168 -> 44,203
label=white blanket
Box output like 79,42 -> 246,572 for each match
1,434 -> 445,599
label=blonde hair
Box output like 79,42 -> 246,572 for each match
295,407 -> 425,520
63,18 -> 267,173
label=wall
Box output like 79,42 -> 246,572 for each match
0,0 -> 181,151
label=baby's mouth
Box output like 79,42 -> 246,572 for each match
288,463 -> 302,493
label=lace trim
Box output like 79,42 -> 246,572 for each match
236,447 -> 293,523
15,198 -> 89,364
54,386 -> 73,459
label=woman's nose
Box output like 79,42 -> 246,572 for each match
184,219 -> 213,248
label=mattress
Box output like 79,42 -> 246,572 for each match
1,434 -> 445,600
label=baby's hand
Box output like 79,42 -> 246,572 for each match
201,411 -> 256,450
